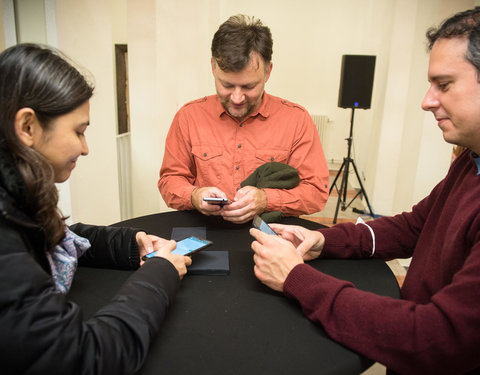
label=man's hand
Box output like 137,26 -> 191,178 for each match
191,187 -> 229,216
269,224 -> 324,261
221,186 -> 267,224
250,228 -> 303,292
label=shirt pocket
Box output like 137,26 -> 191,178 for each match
192,145 -> 224,186
246,149 -> 290,178
255,149 -> 290,164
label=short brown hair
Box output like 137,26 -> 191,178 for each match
426,7 -> 480,79
211,14 -> 273,72
426,7 -> 480,50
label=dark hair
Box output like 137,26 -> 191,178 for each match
426,7 -> 480,75
0,43 -> 94,249
211,14 -> 273,73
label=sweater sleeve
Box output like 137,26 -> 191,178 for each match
0,225 -> 181,375
284,258 -> 480,374
319,188 -> 435,261
285,155 -> 480,373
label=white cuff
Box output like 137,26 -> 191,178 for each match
356,216 -> 375,257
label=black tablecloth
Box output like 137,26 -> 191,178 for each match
68,211 -> 400,375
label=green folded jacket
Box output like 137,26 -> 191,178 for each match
241,162 -> 300,222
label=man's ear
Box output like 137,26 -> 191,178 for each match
264,62 -> 273,83
14,108 -> 38,147
211,57 -> 216,75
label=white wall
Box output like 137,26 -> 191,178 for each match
3,0 -> 475,224
127,0 -> 164,217
14,0 -> 47,42
0,3 -> 7,58
127,0 -> 216,216
126,0 -> 473,219
371,0 -> 472,216
55,0 -> 121,225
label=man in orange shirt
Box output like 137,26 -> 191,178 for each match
158,14 -> 329,224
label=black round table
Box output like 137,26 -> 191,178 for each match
68,211 -> 400,375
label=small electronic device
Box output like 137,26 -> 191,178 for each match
252,215 -> 278,236
142,236 -> 213,260
203,197 -> 230,205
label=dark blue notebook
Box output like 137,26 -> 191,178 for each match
187,251 -> 229,275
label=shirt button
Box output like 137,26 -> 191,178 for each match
236,166 -> 240,170
237,144 -> 242,148
270,157 -> 274,161
239,123 -> 243,127
203,153 -> 207,157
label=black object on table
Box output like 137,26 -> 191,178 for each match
68,211 -> 400,375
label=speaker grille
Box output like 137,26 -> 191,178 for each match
338,55 -> 376,109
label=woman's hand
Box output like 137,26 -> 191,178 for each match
136,232 -> 171,262
136,232 -> 192,279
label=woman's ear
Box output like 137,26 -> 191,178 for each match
14,108 -> 38,147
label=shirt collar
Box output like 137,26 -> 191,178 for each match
253,92 -> 270,118
216,92 -> 271,121
471,151 -> 480,175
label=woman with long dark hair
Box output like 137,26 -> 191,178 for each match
0,43 -> 191,374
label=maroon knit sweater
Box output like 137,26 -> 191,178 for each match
284,150 -> 480,374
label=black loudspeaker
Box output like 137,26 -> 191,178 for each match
338,55 -> 376,109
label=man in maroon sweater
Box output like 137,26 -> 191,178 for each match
250,7 -> 480,375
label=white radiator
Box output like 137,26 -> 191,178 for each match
311,114 -> 331,156
116,132 -> 133,220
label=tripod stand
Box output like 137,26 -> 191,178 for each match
329,108 -> 375,224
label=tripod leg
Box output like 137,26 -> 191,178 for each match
329,159 -> 345,195
350,159 -> 375,218
341,158 -> 351,209
333,158 -> 349,224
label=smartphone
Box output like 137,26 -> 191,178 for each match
252,215 -> 278,236
142,236 -> 213,260
203,197 -> 230,205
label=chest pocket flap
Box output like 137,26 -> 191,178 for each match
192,145 -> 223,161
255,149 -> 289,163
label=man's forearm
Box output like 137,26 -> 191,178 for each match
264,181 -> 328,216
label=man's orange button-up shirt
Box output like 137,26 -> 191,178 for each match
158,93 -> 329,216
